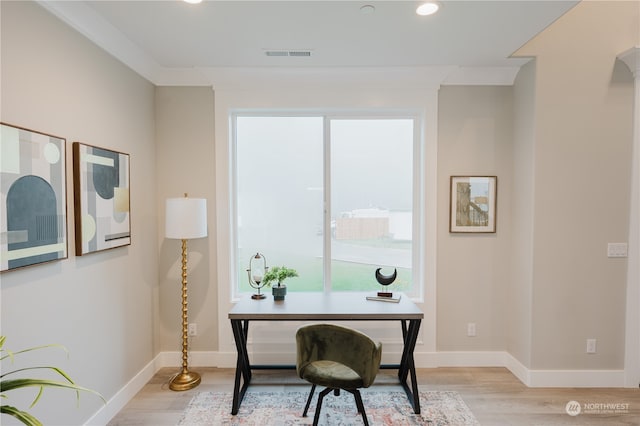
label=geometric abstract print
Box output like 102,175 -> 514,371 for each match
73,142 -> 130,255
1,123 -> 67,271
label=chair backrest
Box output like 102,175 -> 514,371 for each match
296,323 -> 382,388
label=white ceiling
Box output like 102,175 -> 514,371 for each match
40,0 -> 579,86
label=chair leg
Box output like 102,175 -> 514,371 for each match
352,389 -> 369,426
312,387 -> 333,426
302,384 -> 316,417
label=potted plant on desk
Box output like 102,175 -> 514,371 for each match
262,266 -> 298,301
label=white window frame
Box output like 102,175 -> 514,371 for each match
214,87 -> 438,368
232,113 -> 421,295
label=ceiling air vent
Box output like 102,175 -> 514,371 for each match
288,51 -> 311,57
265,51 -> 288,57
265,50 -> 312,57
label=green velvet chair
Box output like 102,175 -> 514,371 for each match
296,323 -> 382,426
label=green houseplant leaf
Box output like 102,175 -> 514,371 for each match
0,336 -> 105,426
1,405 -> 43,426
262,266 -> 298,288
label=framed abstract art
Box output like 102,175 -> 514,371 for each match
73,142 -> 130,255
1,123 -> 68,272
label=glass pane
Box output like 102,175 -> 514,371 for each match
330,119 -> 413,293
236,116 -> 324,293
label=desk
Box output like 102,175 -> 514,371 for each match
228,292 -> 423,415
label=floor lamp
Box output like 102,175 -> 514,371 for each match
165,194 -> 207,391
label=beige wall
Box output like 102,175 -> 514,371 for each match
509,59 -> 537,366
437,86 -> 513,351
435,0 -> 637,369
515,0 -> 636,370
155,87 -> 217,353
0,0 -> 638,423
1,1 -> 157,424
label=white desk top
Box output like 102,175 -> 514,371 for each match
228,292 -> 423,320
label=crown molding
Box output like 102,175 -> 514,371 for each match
37,0 -> 163,83
619,47 -> 640,77
38,1 -> 522,88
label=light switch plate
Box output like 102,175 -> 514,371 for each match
607,243 -> 628,258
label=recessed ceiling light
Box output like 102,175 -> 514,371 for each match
360,5 -> 376,15
183,0 -> 202,4
416,2 -> 440,16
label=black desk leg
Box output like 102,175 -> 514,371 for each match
230,319 -> 252,415
398,319 -> 421,414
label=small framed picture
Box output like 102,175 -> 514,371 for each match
73,142 -> 131,255
450,176 -> 497,233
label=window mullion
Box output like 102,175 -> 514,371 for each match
323,116 -> 332,291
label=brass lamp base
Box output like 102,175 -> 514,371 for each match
169,371 -> 201,391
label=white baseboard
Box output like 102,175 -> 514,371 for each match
87,349 -> 628,425
527,369 -> 626,387
215,350 -> 413,369
433,351 -> 507,367
217,351 -> 240,368
157,350 -> 222,368
503,352 -> 626,387
503,351 -> 531,385
84,355 -> 161,426
434,351 -> 625,387
172,350 -> 628,388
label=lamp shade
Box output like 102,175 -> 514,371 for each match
165,197 -> 208,239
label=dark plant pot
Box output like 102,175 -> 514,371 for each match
272,284 -> 287,301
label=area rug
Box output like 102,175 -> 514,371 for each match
177,389 -> 479,425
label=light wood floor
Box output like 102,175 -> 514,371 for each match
108,367 -> 639,425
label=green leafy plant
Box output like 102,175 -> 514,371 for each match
262,266 -> 298,287
0,336 -> 105,426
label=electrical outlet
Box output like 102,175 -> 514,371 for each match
188,323 -> 197,337
586,339 -> 596,354
467,323 -> 476,337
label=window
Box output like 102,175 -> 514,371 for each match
234,113 -> 418,294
